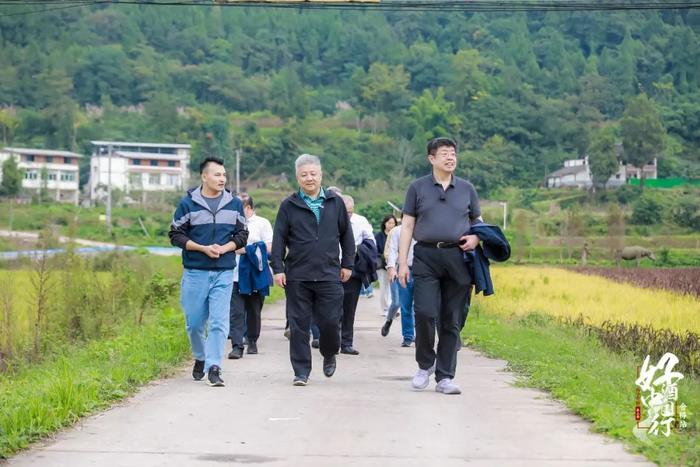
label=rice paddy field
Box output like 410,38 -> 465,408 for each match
473,266 -> 700,335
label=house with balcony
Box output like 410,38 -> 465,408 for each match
86,141 -> 191,202
0,147 -> 83,204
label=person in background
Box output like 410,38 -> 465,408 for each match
228,194 -> 273,358
339,194 -> 376,356
375,215 -> 397,315
382,221 -> 415,347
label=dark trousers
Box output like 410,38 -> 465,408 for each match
286,281 -> 343,378
341,277 -> 362,349
229,283 -> 265,347
412,244 -> 472,382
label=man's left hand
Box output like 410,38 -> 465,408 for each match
340,268 -> 352,282
458,234 -> 480,251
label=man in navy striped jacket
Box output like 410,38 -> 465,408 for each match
169,157 -> 248,387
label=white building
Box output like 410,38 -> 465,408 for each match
0,147 -> 83,204
87,141 -> 191,202
546,155 -> 658,189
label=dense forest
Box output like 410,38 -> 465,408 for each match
1,5 -> 699,195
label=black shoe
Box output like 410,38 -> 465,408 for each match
192,359 -> 205,381
323,355 -> 336,377
228,346 -> 243,359
293,375 -> 308,386
340,347 -> 359,355
401,339 -> 413,347
311,339 -> 320,349
247,341 -> 258,354
207,365 -> 225,387
381,320 -> 393,337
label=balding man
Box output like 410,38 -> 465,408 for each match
271,154 -> 355,386
339,194 -> 376,355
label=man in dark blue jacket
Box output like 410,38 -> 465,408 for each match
271,154 -> 355,386
168,157 -> 248,387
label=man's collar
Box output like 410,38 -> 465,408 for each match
299,187 -> 325,200
431,172 -> 454,187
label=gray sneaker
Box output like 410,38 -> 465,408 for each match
435,378 -> 461,395
411,364 -> 435,390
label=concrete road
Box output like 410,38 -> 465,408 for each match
7,295 -> 651,467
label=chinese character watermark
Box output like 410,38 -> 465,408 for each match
633,352 -> 688,441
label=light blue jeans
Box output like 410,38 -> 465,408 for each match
180,268 -> 234,373
398,273 -> 415,342
386,274 -> 415,342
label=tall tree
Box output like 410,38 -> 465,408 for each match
620,94 -> 666,188
588,126 -> 619,189
0,156 -> 23,196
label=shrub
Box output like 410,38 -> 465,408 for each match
631,194 -> 663,225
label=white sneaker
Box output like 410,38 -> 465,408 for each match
435,378 -> 461,395
411,364 -> 435,390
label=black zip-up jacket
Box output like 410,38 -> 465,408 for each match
271,189 -> 355,282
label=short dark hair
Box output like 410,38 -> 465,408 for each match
426,137 -> 457,156
199,156 -> 225,174
243,195 -> 254,210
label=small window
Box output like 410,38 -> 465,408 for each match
45,156 -> 53,163
168,161 -> 176,167
48,171 -> 57,181
150,160 -> 158,167
149,174 -> 160,185
26,155 -> 35,162
64,157 -> 71,164
133,159 -> 141,166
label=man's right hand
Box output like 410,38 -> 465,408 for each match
387,266 -> 397,282
201,244 -> 221,259
398,263 -> 409,288
274,273 -> 286,288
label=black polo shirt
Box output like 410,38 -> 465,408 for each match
403,173 -> 481,243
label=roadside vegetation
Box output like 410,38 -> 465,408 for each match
464,266 -> 700,465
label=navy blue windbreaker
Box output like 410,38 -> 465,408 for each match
168,186 -> 248,270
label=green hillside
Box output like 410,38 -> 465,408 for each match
0,5 -> 699,195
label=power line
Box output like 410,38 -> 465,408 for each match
1,0 -> 700,18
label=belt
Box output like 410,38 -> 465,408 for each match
417,241 -> 461,249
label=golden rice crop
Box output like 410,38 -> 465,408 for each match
474,266 -> 700,334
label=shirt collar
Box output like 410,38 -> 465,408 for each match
299,187 -> 325,202
431,172 -> 454,188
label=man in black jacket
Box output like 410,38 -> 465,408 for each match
271,154 -> 356,386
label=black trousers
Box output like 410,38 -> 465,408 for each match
341,277 -> 362,349
412,244 -> 472,382
286,281 -> 343,378
229,283 -> 265,347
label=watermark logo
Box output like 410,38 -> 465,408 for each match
633,352 -> 687,441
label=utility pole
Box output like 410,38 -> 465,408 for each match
501,201 -> 507,230
235,148 -> 241,194
106,144 -> 112,236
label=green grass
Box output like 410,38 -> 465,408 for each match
0,306 -> 190,459
463,310 -> 699,466
0,261 -> 283,460
0,202 -> 173,247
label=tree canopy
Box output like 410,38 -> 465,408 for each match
1,5 -> 699,192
